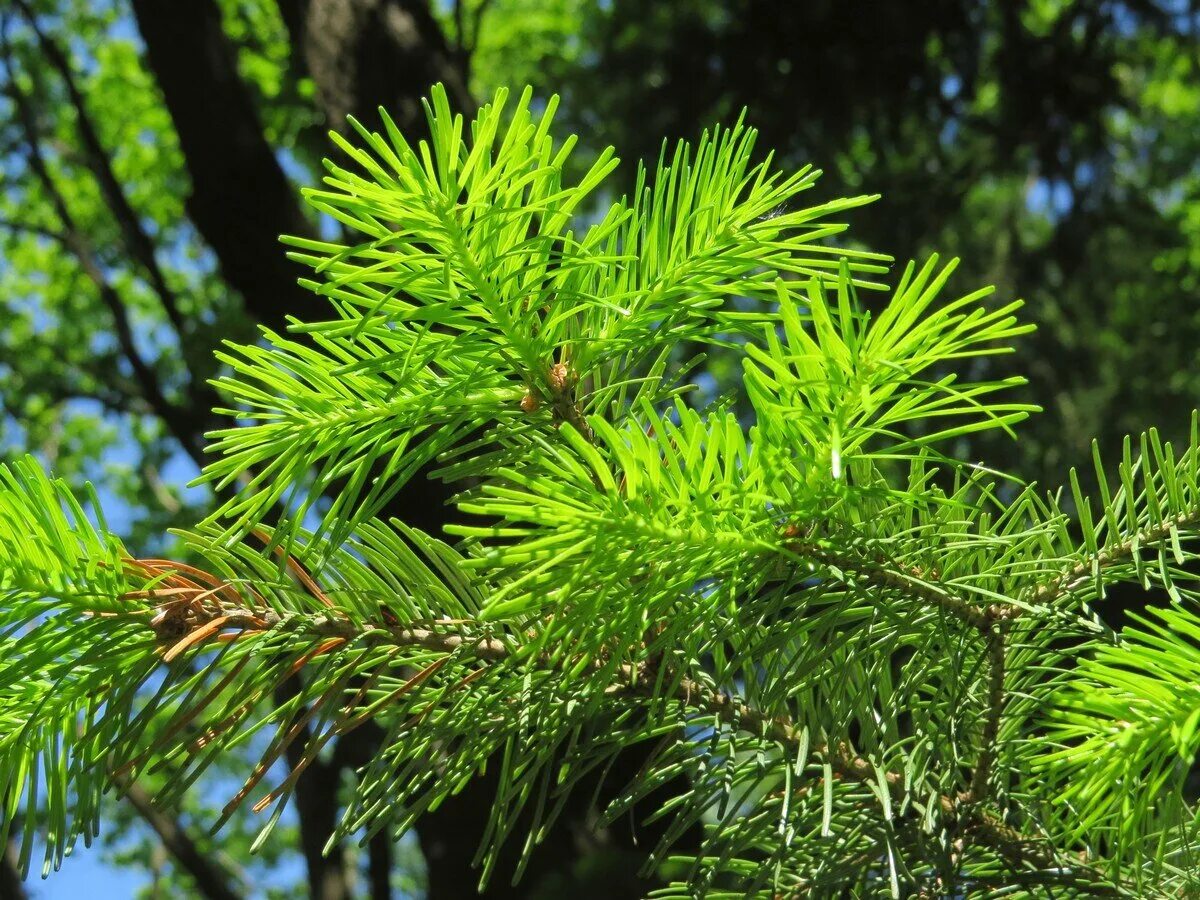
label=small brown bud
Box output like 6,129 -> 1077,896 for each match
548,362 -> 572,394
520,390 -> 541,413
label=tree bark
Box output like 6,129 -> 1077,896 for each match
130,0 -> 326,332
367,830 -> 392,900
276,0 -> 472,135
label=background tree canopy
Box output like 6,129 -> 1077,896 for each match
0,1 -> 1197,897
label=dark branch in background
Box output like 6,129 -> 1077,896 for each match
0,213 -> 66,244
1,53 -> 208,467
10,0 -> 223,422
327,719 -> 395,900
367,831 -> 392,900
452,0 -> 465,61
0,348 -> 149,419
12,0 -> 188,341
1,840 -> 27,900
452,0 -> 494,83
272,675 -> 351,900
118,777 -> 244,900
130,0 -> 326,332
275,0 -> 473,135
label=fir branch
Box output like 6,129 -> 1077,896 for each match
8,83 -> 1199,896
967,617 -> 1010,802
783,537 -> 1019,632
1027,505 -> 1200,606
131,564 -> 1087,886
664,671 -> 1077,880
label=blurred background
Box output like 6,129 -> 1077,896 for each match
1,0 -> 1198,897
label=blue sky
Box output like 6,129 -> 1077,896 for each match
22,842 -> 146,899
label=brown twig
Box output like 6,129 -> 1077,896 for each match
782,536 -> 1019,632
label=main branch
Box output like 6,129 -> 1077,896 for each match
122,559 -> 1105,890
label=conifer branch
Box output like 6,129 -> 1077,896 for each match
968,615 -> 1010,803
130,565 -> 1081,884
7,85 -> 1195,896
784,537 -> 1012,631
1027,505 -> 1200,606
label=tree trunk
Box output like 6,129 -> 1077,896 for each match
276,0 -> 472,135
130,0 -> 325,332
